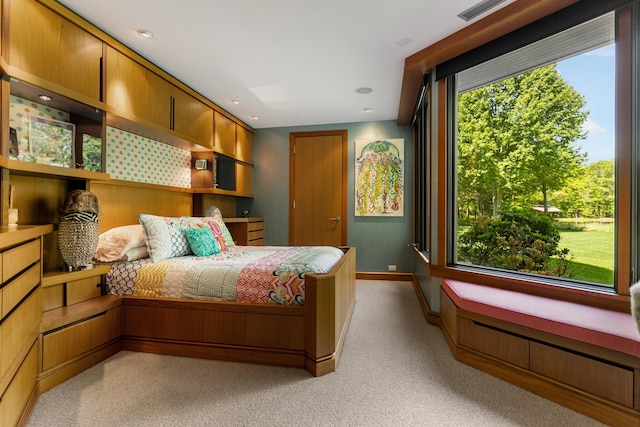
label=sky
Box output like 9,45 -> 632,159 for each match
556,44 -> 616,163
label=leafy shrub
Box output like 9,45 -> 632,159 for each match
458,207 -> 572,277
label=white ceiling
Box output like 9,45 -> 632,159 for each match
58,0 -> 515,129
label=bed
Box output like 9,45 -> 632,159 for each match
91,198 -> 356,376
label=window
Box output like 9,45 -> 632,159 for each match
443,4 -> 635,291
413,76 -> 430,256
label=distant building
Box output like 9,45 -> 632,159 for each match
532,205 -> 562,215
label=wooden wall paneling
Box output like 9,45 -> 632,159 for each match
197,193 -> 237,218
90,181 -> 192,232
8,174 -> 77,271
8,0 -> 103,102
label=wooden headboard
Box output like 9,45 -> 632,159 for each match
90,180 -> 237,233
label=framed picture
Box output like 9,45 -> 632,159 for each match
355,138 -> 405,216
27,115 -> 75,168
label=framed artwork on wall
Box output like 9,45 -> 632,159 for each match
355,138 -> 404,216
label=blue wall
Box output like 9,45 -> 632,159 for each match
239,120 -> 414,273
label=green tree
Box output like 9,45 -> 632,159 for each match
458,64 -> 587,217
584,160 -> 614,218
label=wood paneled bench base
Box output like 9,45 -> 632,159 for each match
440,279 -> 640,427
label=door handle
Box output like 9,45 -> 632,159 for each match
329,216 -> 341,222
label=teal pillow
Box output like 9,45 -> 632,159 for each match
184,226 -> 220,257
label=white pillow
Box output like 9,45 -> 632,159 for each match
94,224 -> 147,262
123,245 -> 149,262
139,214 -> 191,262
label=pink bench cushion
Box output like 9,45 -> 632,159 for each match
442,279 -> 640,358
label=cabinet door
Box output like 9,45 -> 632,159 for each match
105,46 -> 172,128
235,126 -> 254,163
214,111 -> 236,156
236,162 -> 253,196
9,0 -> 102,101
172,86 -> 213,149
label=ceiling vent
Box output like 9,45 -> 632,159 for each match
458,0 -> 507,21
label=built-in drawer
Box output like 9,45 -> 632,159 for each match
2,240 -> 39,283
2,263 -> 40,320
0,342 -> 37,427
42,284 -> 64,312
459,317 -> 529,369
530,341 -> 634,407
248,229 -> 264,241
66,276 -> 102,305
1,289 -> 41,381
41,307 -> 121,372
248,221 -> 263,232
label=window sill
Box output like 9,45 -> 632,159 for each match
425,263 -> 630,313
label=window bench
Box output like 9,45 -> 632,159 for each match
439,279 -> 640,427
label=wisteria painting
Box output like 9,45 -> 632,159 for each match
355,139 -> 404,216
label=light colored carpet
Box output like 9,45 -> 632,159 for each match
27,280 -> 604,427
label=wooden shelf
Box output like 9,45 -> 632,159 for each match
1,158 -> 110,181
42,264 -> 111,288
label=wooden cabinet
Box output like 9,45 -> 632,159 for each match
38,296 -> 122,393
172,86 -> 213,149
225,217 -> 264,246
440,288 -> 640,426
105,45 -> 173,128
236,126 -> 254,163
8,0 -> 103,102
42,265 -> 110,312
0,225 -> 51,427
214,111 -> 236,156
236,162 -> 254,196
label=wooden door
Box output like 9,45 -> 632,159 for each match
289,131 -> 347,246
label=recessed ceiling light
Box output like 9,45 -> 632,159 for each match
231,100 -> 240,105
136,29 -> 154,39
250,115 -> 259,120
363,108 -> 374,113
38,94 -> 52,101
356,87 -> 373,95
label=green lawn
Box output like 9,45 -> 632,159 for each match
558,229 -> 614,285
456,223 -> 615,286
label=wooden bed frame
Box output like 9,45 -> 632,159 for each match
90,181 -> 357,376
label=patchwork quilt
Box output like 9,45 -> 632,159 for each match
105,246 -> 344,305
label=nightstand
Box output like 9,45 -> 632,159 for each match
224,217 -> 264,246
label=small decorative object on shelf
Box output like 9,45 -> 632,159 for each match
8,185 -> 17,227
58,190 -> 101,271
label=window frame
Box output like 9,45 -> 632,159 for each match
421,1 -> 637,311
